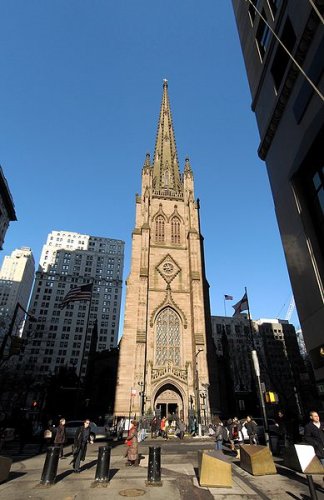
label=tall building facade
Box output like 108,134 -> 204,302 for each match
231,1 -> 324,402
0,247 -> 35,338
0,166 -> 17,250
114,81 -> 217,422
20,231 -> 124,377
212,314 -> 316,417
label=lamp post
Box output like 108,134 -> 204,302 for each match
195,349 -> 203,436
201,383 -> 210,425
0,302 -> 37,362
251,350 -> 270,448
138,381 -> 145,416
200,392 -> 206,425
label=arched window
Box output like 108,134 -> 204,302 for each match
171,217 -> 181,244
156,307 -> 180,366
155,216 -> 165,243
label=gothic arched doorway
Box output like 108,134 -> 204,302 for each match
154,383 -> 184,420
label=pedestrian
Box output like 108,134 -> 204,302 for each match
190,417 -> 198,436
125,420 -> 139,466
274,410 -> 287,455
228,417 -> 242,452
178,419 -> 186,440
243,416 -> 258,445
151,416 -> 158,439
71,419 -> 92,473
303,410 -> 324,467
160,416 -> 167,439
116,417 -> 125,441
214,416 -> 224,451
54,418 -> 66,459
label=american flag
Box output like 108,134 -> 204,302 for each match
59,283 -> 93,309
224,294 -> 233,300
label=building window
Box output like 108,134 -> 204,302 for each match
171,217 -> 181,244
248,0 -> 259,25
155,307 -> 180,366
256,9 -> 271,60
267,0 -> 280,19
155,216 -> 165,243
271,17 -> 296,91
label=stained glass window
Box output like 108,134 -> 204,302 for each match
156,307 -> 180,365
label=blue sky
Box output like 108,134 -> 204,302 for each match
0,1 -> 299,329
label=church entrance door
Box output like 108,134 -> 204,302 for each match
154,383 -> 183,420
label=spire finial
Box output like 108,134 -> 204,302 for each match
152,80 -> 182,195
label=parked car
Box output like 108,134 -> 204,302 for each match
0,427 -> 16,442
240,418 -> 277,443
65,420 -> 109,441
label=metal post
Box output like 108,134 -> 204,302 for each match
94,446 -> 111,483
146,446 -> 162,486
40,446 -> 60,485
195,349 -> 203,436
252,350 -> 270,448
306,475 -> 318,500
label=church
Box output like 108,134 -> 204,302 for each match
114,80 -> 218,423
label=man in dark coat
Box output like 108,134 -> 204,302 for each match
54,418 -> 66,458
304,411 -> 324,466
243,416 -> 258,445
72,419 -> 91,472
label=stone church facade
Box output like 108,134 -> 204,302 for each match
114,81 -> 218,422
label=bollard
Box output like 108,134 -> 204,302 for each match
94,446 -> 111,483
146,446 -> 162,486
40,446 -> 60,485
306,475 -> 318,500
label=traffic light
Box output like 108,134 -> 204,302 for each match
31,400 -> 38,409
265,391 -> 278,403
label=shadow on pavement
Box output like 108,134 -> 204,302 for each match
277,465 -> 324,494
1,471 -> 26,484
286,492 -> 310,500
109,468 -> 119,480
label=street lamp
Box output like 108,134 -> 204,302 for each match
138,381 -> 145,416
195,349 -> 203,436
201,383 -> 210,425
0,302 -> 37,362
200,392 -> 206,425
251,350 -> 270,448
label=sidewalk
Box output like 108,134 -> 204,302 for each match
0,437 -> 323,499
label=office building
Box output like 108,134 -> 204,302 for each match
20,231 -> 124,377
231,1 -> 324,401
212,314 -> 317,416
0,166 -> 17,250
0,247 -> 35,340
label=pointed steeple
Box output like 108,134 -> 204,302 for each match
152,80 -> 183,195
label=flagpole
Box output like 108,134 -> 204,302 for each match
245,287 -> 255,350
224,296 -> 227,317
78,280 -> 94,379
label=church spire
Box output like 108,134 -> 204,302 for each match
152,80 -> 182,195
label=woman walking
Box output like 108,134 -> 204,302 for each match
125,420 -> 139,466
